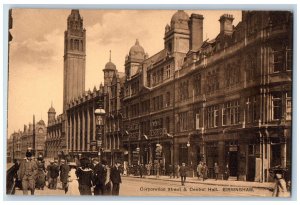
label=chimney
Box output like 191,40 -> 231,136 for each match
219,14 -> 234,35
189,13 -> 204,51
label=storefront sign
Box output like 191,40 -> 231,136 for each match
229,146 -> 238,152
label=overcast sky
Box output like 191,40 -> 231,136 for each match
7,9 -> 241,136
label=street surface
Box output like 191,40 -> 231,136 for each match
120,177 -> 273,197
12,168 -> 275,197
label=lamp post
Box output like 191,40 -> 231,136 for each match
136,147 -> 140,165
95,108 -> 106,162
187,134 -> 191,166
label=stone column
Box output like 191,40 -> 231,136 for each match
82,107 -> 86,151
87,107 -> 90,152
73,114 -> 76,152
77,110 -> 81,152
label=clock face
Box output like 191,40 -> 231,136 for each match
38,128 -> 43,134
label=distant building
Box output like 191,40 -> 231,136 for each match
8,120 -> 47,161
45,105 -> 63,159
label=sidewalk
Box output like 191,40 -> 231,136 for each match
125,174 -> 274,190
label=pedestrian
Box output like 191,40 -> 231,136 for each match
17,151 -> 38,195
110,160 -> 122,196
35,155 -> 46,190
201,162 -> 208,181
91,158 -> 99,170
224,164 -> 230,180
197,162 -> 203,180
103,164 -> 112,195
272,169 -> 289,197
168,164 -> 173,178
214,162 -> 219,180
139,164 -> 144,178
47,160 -> 54,188
59,159 -> 70,194
179,162 -> 188,186
146,163 -> 151,176
154,162 -> 160,178
176,164 -> 180,178
49,160 -> 60,189
93,159 -> 108,195
76,157 -> 94,195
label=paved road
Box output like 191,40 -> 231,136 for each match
14,169 -> 273,197
119,176 -> 273,197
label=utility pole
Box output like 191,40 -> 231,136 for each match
33,115 -> 36,157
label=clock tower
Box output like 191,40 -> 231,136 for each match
63,9 -> 86,111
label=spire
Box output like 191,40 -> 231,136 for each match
135,39 -> 139,46
109,50 -> 111,62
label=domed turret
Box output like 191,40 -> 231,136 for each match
129,39 -> 145,60
170,10 -> 189,30
48,106 -> 56,113
103,50 -> 117,86
104,61 -> 116,71
37,119 -> 45,126
48,103 -> 56,124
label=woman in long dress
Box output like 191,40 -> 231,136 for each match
272,172 -> 289,197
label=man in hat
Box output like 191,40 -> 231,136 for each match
110,160 -> 122,195
17,151 -> 38,195
93,158 -> 107,195
179,162 -> 188,186
60,159 -> 70,194
49,159 -> 60,189
76,157 -> 94,195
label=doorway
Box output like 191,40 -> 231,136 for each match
229,151 -> 238,176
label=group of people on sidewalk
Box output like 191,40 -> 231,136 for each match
196,162 -> 230,181
75,158 -> 122,196
15,151 -> 70,195
13,151 -> 123,196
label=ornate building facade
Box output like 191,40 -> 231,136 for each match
44,10 -> 125,163
45,105 -> 64,159
122,10 -> 292,182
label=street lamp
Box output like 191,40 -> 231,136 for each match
95,108 -> 106,162
136,147 -> 140,165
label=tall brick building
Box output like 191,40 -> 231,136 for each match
122,10 -> 292,182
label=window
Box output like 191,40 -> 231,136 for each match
166,117 -> 170,133
194,74 -> 201,96
286,49 -> 292,71
179,80 -> 189,101
272,92 -> 282,120
207,106 -> 218,128
222,104 -> 227,126
252,96 -> 257,122
222,100 -> 240,126
286,92 -> 291,120
179,112 -> 188,131
166,65 -> 171,79
206,70 -> 219,93
273,50 -> 284,72
166,92 -> 170,107
273,47 -> 292,72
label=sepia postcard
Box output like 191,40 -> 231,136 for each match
5,7 -> 293,198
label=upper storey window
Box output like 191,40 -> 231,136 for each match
272,47 -> 292,73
